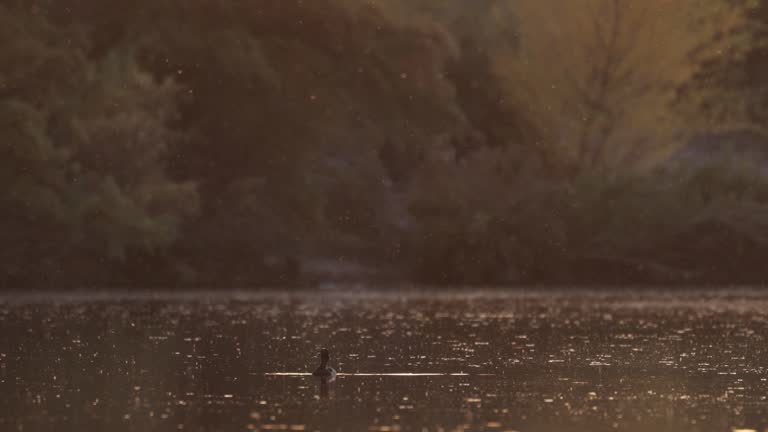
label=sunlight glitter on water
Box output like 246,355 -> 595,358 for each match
4,290 -> 768,431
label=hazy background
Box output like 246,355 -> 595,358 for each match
3,0 -> 768,288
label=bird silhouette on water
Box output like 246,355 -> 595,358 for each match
312,349 -> 337,378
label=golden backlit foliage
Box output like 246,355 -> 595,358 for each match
495,0 -> 752,173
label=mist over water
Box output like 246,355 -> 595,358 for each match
2,290 -> 768,432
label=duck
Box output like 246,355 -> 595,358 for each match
312,349 -> 337,378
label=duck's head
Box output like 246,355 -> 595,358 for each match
320,349 -> 330,364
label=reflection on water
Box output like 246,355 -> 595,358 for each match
317,377 -> 331,401
1,290 -> 768,431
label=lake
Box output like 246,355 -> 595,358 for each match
1,289 -> 768,432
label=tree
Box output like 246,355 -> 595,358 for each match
494,0 -> 749,174
680,0 -> 767,128
0,5 -> 197,286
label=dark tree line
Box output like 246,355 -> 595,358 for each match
3,0 -> 768,288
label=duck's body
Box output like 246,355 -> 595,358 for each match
313,365 -> 337,377
312,349 -> 337,378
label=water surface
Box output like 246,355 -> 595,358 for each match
1,290 -> 768,431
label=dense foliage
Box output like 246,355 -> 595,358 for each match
2,0 -> 768,288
